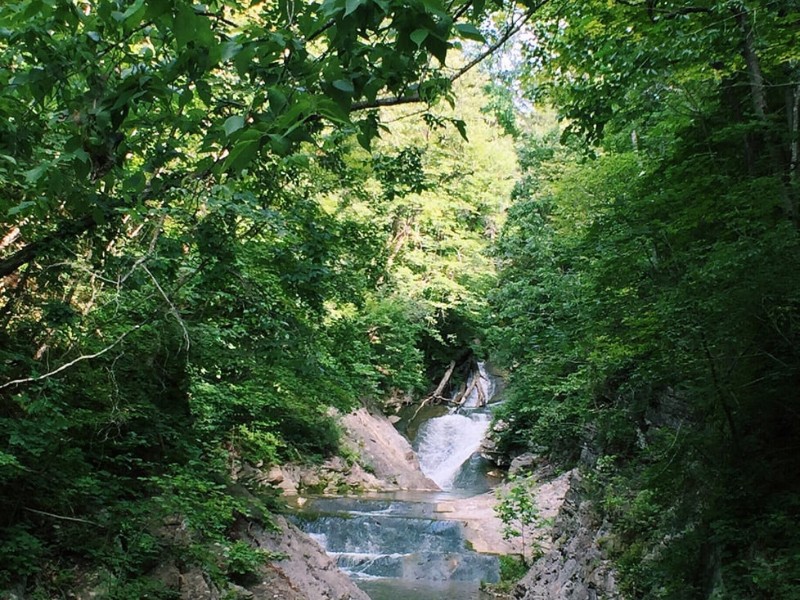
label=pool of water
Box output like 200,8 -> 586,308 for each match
356,577 -> 492,600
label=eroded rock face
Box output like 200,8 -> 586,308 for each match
235,516 -> 371,600
480,420 -> 510,466
248,407 -> 439,496
513,471 -> 621,600
142,514 -> 367,600
338,407 -> 439,491
508,452 -> 538,476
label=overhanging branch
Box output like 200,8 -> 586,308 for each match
0,324 -> 143,390
352,3 -> 545,112
0,216 -> 96,280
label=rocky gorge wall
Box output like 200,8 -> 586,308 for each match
148,514 -> 371,600
513,469 -> 621,600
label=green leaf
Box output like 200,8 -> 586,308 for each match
0,451 -> 23,471
195,80 -> 213,104
91,205 -> 105,225
356,112 -> 381,151
332,79 -> 354,94
144,0 -> 171,19
24,164 -> 47,183
420,0 -> 445,14
179,87 -> 194,108
221,41 -> 243,61
452,118 -> 468,141
315,98 -> 351,124
344,0 -> 365,17
8,201 -> 36,216
70,148 -> 90,163
268,134 -> 291,155
120,0 -> 146,24
320,0 -> 341,18
363,77 -> 384,102
224,130 -> 261,172
454,23 -> 484,42
173,2 -> 211,48
223,115 -> 246,137
425,36 -> 449,64
127,171 -> 146,193
268,87 -> 288,112
410,28 -> 429,47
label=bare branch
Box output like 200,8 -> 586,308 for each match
120,213 -> 167,285
143,265 -> 190,351
353,92 -> 423,110
1,227 -> 21,252
451,0 -> 475,23
352,3 -> 546,112
449,6 -> 540,83
23,507 -> 103,527
0,325 -> 142,390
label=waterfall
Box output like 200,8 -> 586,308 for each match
293,361 -> 502,599
415,413 -> 490,490
295,498 -> 500,598
415,362 -> 495,490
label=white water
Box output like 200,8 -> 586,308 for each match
415,362 -> 495,490
416,413 -> 490,489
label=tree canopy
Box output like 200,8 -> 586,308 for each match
488,1 -> 800,597
2,0 -> 799,598
0,0 -> 523,595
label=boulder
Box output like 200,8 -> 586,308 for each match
509,452 -> 538,476
338,407 -> 439,491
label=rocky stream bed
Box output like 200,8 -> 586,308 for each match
141,365 -> 618,600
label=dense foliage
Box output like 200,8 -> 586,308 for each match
0,0 -> 520,595
4,0 -> 798,597
489,1 -> 800,598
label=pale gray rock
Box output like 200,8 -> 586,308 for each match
238,516 -> 371,600
178,569 -> 218,600
246,406 -> 438,495
508,452 -> 538,475
338,407 -> 439,490
513,471 -> 621,600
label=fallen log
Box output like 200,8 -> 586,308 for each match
410,360 -> 457,421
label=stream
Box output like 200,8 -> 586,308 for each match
294,363 -> 502,599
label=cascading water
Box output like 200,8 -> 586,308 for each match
415,413 -> 490,490
294,362 -> 502,599
294,496 -> 500,600
415,362 -> 495,490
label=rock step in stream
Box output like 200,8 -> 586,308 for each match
294,496 -> 500,599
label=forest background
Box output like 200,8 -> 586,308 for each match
1,1 -> 798,599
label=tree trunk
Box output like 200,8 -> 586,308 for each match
0,216 -> 97,280
735,7 -> 798,225
429,360 -> 456,400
